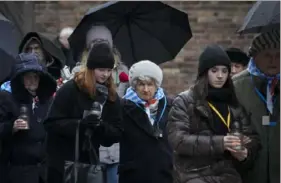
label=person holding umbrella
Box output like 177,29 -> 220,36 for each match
225,48 -> 249,77
74,25 -> 113,66
232,29 -> 280,183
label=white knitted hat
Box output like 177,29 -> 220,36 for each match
129,60 -> 163,87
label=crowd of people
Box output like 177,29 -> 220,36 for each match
0,6 -> 279,183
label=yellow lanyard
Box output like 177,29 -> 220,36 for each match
208,102 -> 231,131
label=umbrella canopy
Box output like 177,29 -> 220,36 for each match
238,1 -> 280,34
0,48 -> 16,83
0,13 -> 21,58
69,1 -> 192,66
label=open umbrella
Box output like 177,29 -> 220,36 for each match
0,13 -> 21,58
69,1 -> 192,66
238,1 -> 280,34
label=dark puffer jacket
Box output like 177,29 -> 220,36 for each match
167,79 -> 260,183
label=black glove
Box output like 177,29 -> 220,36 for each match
81,114 -> 101,127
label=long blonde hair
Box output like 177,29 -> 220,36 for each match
80,49 -> 89,66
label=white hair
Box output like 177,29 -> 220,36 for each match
86,25 -> 113,48
131,76 -> 156,89
59,27 -> 74,38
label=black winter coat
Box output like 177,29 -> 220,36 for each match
119,97 -> 173,183
44,79 -> 122,183
0,91 -> 17,183
0,53 -> 57,183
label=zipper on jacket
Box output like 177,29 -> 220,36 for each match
186,165 -> 211,173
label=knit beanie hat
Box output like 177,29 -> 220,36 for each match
249,29 -> 280,57
86,25 -> 113,49
198,44 -> 231,77
129,60 -> 163,87
225,47 -> 249,66
86,43 -> 115,69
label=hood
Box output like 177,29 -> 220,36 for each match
19,32 -> 66,67
10,53 -> 57,103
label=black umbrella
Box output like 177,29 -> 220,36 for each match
69,1 -> 192,66
0,13 -> 21,58
0,48 -> 16,83
238,1 -> 280,34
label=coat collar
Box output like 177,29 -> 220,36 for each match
123,97 -> 168,138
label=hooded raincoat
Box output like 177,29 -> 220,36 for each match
0,53 -> 56,183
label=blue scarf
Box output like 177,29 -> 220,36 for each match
123,87 -> 165,125
1,81 -> 12,92
247,58 -> 280,114
123,87 -> 165,105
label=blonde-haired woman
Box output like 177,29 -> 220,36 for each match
112,46 -> 129,96
44,42 -> 122,183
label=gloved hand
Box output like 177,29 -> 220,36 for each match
81,114 -> 101,127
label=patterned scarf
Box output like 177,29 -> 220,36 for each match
32,96 -> 39,113
123,87 -> 165,125
1,81 -> 12,92
247,58 -> 280,114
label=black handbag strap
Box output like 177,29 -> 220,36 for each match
74,120 -> 81,183
74,120 -> 100,167
85,130 -> 100,165
74,120 -> 102,183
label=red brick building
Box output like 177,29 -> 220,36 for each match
4,1 -> 256,95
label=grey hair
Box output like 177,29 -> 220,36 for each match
131,76 -> 156,89
59,27 -> 74,38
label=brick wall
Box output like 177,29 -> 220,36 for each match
34,1 -> 255,96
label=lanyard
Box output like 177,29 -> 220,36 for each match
251,76 -> 276,105
208,102 -> 230,131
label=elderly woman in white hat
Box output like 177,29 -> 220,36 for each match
119,60 -> 173,183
